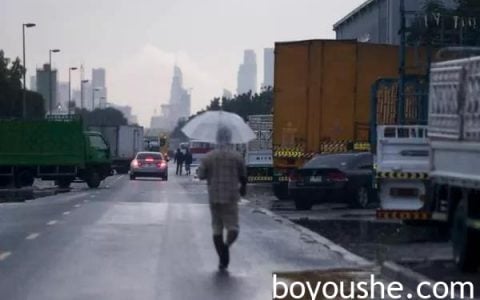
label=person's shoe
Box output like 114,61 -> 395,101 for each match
220,245 -> 229,269
213,235 -> 228,270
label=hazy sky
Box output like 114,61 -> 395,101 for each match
1,0 -> 366,126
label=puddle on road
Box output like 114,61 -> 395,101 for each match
295,219 -> 449,264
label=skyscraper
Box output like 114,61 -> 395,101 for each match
29,75 -> 36,91
36,64 -> 57,114
56,82 -> 69,112
262,48 -> 274,89
92,68 -> 107,109
150,65 -> 191,131
237,49 -> 257,95
168,65 -> 191,128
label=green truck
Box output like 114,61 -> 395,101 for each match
0,116 -> 112,189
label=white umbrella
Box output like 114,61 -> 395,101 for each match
181,111 -> 256,144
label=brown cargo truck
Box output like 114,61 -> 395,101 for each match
272,39 -> 427,199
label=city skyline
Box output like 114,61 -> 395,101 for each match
2,0 -> 366,126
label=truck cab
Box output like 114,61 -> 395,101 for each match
375,125 -> 431,220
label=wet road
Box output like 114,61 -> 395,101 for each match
0,171 -> 370,300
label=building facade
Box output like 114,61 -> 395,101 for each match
237,49 -> 257,95
333,0 -> 456,45
262,48 -> 274,89
36,64 -> 57,114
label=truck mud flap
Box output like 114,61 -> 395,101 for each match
248,176 -> 273,183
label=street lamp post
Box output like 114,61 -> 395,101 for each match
22,23 -> 36,118
80,79 -> 89,110
48,49 -> 60,115
68,67 -> 78,115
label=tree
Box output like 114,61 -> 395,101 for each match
75,107 -> 128,127
0,50 -> 45,119
407,0 -> 480,47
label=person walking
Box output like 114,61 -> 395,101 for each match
174,148 -> 184,176
198,127 -> 247,271
184,149 -> 193,176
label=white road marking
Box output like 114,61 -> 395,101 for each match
90,195 -> 96,198
63,211 -> 71,215
25,233 -> 40,240
0,252 -> 12,261
74,204 -> 81,208
83,199 -> 90,203
47,220 -> 58,225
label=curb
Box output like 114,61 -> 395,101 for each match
248,203 -> 373,268
382,260 -> 478,300
382,261 -> 435,293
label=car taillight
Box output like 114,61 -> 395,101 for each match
289,171 -> 301,182
145,157 -> 154,162
327,171 -> 347,182
132,159 -> 139,168
157,162 -> 167,168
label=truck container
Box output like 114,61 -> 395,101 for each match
246,115 -> 273,183
0,116 -> 112,189
272,39 -> 427,199
88,125 -> 144,174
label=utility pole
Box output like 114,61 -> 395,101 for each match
68,67 -> 78,115
398,0 -> 406,125
22,23 -> 36,118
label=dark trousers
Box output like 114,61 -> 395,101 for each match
176,162 -> 183,175
185,163 -> 191,175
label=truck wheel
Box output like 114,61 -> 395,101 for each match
86,171 -> 101,188
294,196 -> 313,211
350,186 -> 373,209
273,184 -> 289,200
15,170 -> 34,188
116,167 -> 129,175
452,197 -> 480,272
0,177 -> 12,187
56,178 -> 72,189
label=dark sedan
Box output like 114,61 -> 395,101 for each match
288,152 -> 376,210
130,152 -> 168,181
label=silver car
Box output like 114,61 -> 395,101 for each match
129,152 -> 168,181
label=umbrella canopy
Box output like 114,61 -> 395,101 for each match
181,111 -> 256,144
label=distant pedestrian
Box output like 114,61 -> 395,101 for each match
174,148 -> 185,176
184,149 -> 193,176
198,127 -> 247,271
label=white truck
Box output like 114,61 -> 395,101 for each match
88,125 -> 144,174
427,54 -> 480,271
377,52 -> 480,271
246,115 -> 273,183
